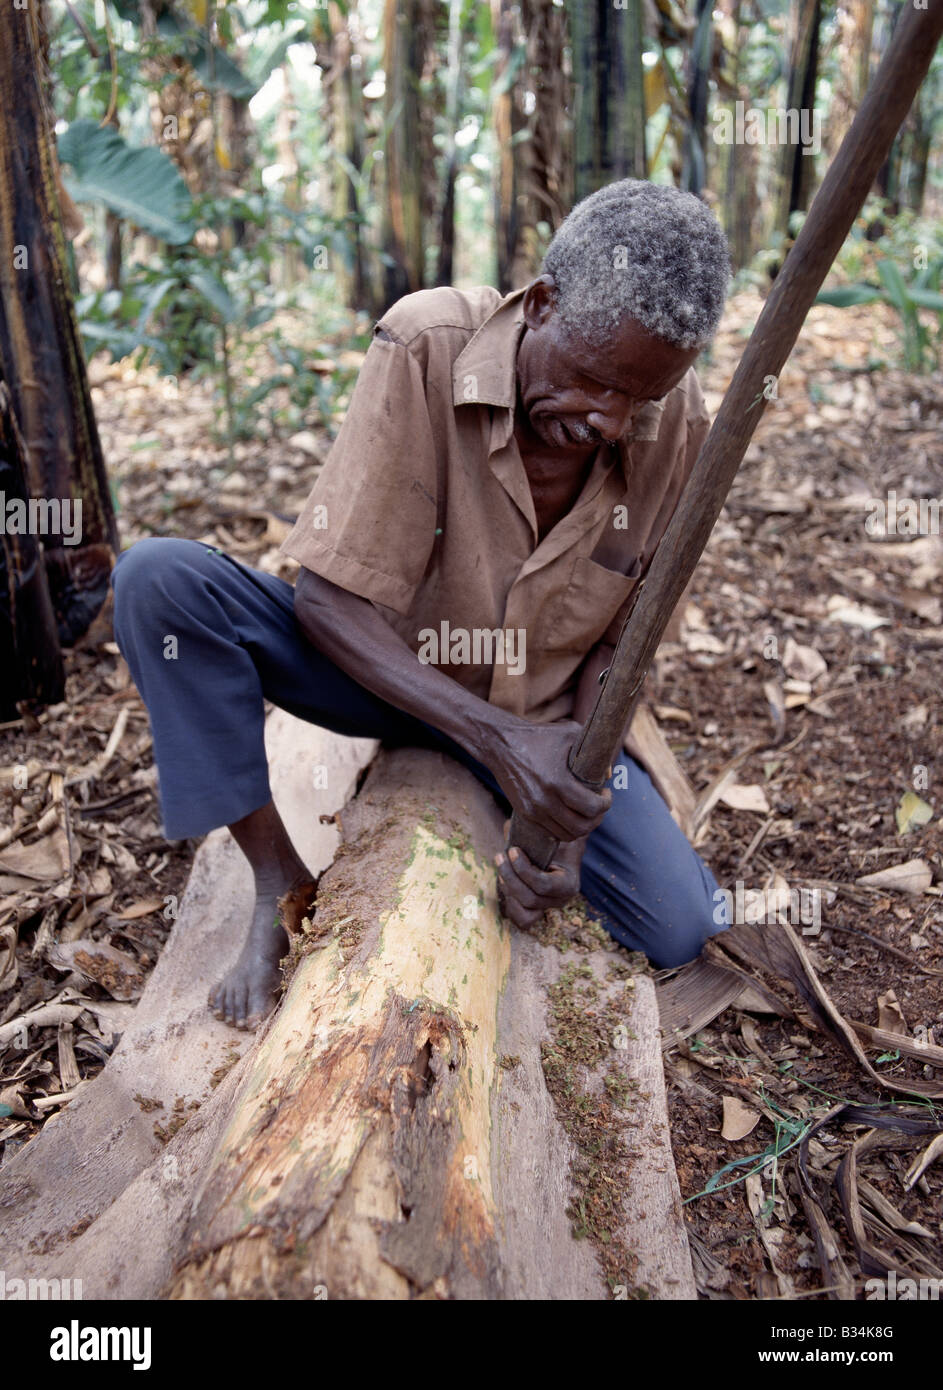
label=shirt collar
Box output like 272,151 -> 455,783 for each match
452,288 -> 527,409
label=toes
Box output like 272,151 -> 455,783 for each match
210,968 -> 279,1031
232,983 -> 252,1029
210,980 -> 241,1029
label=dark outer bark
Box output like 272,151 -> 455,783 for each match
569,0 -> 646,202
0,382 -> 65,718
509,0 -> 943,870
779,0 -> 821,234
0,1 -> 118,646
681,0 -> 711,196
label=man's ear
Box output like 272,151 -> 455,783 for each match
521,274 -> 557,331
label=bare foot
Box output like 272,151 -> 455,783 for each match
209,879 -> 310,1030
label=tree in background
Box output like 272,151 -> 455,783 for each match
379,0 -> 435,309
717,0 -> 760,273
680,0 -> 712,196
0,0 -> 118,718
315,2 -> 370,309
0,386 -> 65,720
492,0 -> 569,292
774,0 -> 821,243
568,0 -> 647,201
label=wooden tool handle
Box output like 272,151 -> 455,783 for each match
508,0 -> 943,873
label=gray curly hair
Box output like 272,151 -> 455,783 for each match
541,180 -> 730,351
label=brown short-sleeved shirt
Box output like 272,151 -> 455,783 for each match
280,285 -> 709,724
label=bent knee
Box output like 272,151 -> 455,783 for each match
652,876 -> 727,968
650,923 -> 720,971
112,538 -> 214,614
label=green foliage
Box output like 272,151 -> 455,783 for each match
153,10 -> 258,100
76,263 -> 216,373
73,199 -> 269,378
818,205 -> 943,372
58,119 -> 195,245
74,185 -> 368,443
224,338 -> 362,442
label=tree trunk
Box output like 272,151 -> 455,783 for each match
522,0 -> 569,242
379,0 -> 428,311
0,0 -> 118,649
827,0 -> 874,158
220,93 -> 254,246
680,0 -> 712,196
316,3 -> 369,309
871,0 -> 905,228
722,0 -> 758,272
775,0 -> 822,244
0,382 -> 65,719
492,0 -> 526,294
899,87 -> 930,214
103,110 -> 123,292
492,0 -> 569,293
274,65 -> 304,291
569,0 -> 646,203
166,747 -> 695,1299
435,0 -> 466,288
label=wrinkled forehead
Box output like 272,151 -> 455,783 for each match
555,312 -> 699,397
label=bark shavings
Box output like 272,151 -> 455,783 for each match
536,907 -> 655,1296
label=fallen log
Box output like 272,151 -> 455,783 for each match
168,746 -> 692,1299
0,715 -> 694,1299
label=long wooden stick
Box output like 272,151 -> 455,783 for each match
510,0 -> 943,871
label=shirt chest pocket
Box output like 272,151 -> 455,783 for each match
542,555 -> 640,654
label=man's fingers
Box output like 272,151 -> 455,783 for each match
552,775 -> 612,821
504,895 -> 541,930
495,863 -> 542,928
535,804 -> 605,843
505,846 -> 567,898
495,853 -> 543,913
521,790 -> 608,843
540,781 -> 612,838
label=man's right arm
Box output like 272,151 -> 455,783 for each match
293,566 -> 610,844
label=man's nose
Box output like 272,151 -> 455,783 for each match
587,396 -> 640,442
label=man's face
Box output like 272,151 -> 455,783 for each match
515,275 -> 701,451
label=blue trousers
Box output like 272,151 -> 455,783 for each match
111,538 -> 725,968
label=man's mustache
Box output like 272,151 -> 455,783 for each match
531,407 -> 603,444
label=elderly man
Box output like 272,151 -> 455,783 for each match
113,178 -> 731,1030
